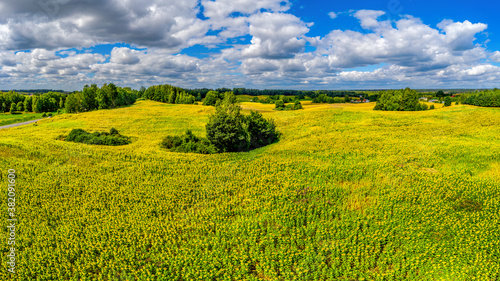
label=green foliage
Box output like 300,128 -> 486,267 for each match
293,100 -> 303,110
41,112 -> 47,117
275,100 -> 285,110
65,92 -> 82,113
312,94 -> 345,104
202,90 -> 229,106
206,101 -> 248,152
24,96 -> 32,112
9,103 -> 16,114
261,97 -> 273,104
16,101 -> 23,112
430,104 -> 435,110
82,84 -> 99,111
65,128 -> 130,146
463,89 -> 500,107
246,111 -> 280,149
65,84 -> 138,113
374,88 -> 427,111
161,130 -> 217,154
141,84 -> 195,105
204,97 -> 280,152
444,96 -> 452,107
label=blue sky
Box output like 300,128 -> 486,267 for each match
0,0 -> 499,91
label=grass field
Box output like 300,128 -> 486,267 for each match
1,100 -> 499,280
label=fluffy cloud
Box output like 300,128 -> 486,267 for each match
0,4 -> 499,90
201,0 -> 289,19
241,12 -> 310,59
0,0 -> 200,50
328,12 -> 337,20
489,51 -> 500,62
317,15 -> 488,72
110,47 -> 141,65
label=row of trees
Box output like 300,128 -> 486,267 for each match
462,89 -> 500,107
312,94 -> 351,104
0,91 -> 65,113
374,88 -> 429,111
142,84 -> 198,104
65,84 -> 138,113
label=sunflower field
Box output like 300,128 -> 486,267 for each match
0,100 -> 499,280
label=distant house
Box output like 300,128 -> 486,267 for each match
429,99 -> 439,103
351,99 -> 370,103
419,97 -> 428,101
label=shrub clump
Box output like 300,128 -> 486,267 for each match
163,93 -> 280,154
161,130 -> 217,154
65,128 -> 130,146
374,88 -> 428,111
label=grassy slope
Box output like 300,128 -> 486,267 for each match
1,100 -> 499,280
0,112 -> 47,126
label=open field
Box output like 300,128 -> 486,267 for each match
1,100 -> 499,280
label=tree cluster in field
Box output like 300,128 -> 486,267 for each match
249,95 -> 303,110
141,84 -> 197,104
312,94 -> 351,104
202,90 -> 232,106
64,128 -> 130,146
0,91 -> 65,114
462,89 -> 500,107
162,93 -> 280,154
65,84 -> 138,113
374,88 -> 430,111
274,99 -> 303,110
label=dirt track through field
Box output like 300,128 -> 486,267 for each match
0,119 -> 43,130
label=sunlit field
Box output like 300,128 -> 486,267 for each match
1,100 -> 499,280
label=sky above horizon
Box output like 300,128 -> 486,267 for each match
1,0 -> 500,91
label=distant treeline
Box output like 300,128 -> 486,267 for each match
1,89 -> 67,94
142,84 -> 198,104
462,89 -> 500,107
0,91 -> 65,113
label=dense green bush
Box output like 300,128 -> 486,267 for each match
9,103 -> 16,114
161,130 -> 217,154
374,88 -> 428,111
444,97 -> 452,107
275,100 -> 285,110
65,128 -> 130,146
164,94 -> 280,154
246,111 -> 279,149
275,99 -> 303,111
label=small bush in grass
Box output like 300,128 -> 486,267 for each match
161,130 -> 217,154
65,128 -> 130,146
41,112 -> 47,117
